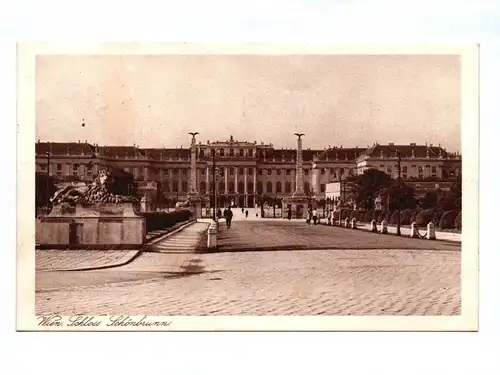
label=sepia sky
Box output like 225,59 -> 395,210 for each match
36,54 -> 461,151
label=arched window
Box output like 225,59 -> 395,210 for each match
199,149 -> 205,158
239,149 -> 244,156
200,181 -> 206,194
257,181 -> 263,194
181,181 -> 188,192
172,180 -> 179,192
247,182 -> 254,193
218,181 -> 225,192
276,181 -> 282,193
285,181 -> 291,193
266,181 -> 273,193
304,182 -> 310,194
238,181 -> 245,193
228,181 -> 235,193
229,148 -> 234,156
249,149 -> 253,157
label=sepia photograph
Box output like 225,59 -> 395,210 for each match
17,44 -> 479,331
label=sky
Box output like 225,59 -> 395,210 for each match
36,53 -> 461,152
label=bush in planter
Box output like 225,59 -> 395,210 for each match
364,210 -> 375,222
333,211 -> 340,220
432,211 -> 443,225
357,211 -> 365,222
415,209 -> 435,226
455,211 -> 462,230
400,210 -> 411,225
384,211 -> 392,222
377,211 -> 387,223
142,208 -> 192,232
341,209 -> 352,219
439,210 -> 459,230
389,211 -> 400,225
349,210 -> 358,220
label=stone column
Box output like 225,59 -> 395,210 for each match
253,168 -> 257,207
293,134 -> 305,196
224,167 -> 228,194
189,134 -> 198,194
311,163 -> 320,196
206,166 -> 209,192
235,167 -> 239,204
244,168 -> 248,206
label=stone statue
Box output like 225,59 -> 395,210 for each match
50,168 -> 137,204
175,198 -> 192,209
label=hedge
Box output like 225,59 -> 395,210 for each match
415,209 -> 435,226
377,211 -> 387,223
432,211 -> 443,225
341,209 -> 352,219
439,210 -> 459,230
364,210 -> 375,222
401,210 -> 412,225
389,211 -> 399,225
141,208 -> 192,232
454,211 -> 462,230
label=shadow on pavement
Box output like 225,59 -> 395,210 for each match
217,244 -> 461,253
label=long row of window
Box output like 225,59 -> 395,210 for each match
167,181 -> 316,194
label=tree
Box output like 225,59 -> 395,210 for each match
420,191 -> 439,209
379,180 -> 418,210
35,172 -> 58,209
351,169 -> 392,209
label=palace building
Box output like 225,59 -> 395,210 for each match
35,135 -> 461,209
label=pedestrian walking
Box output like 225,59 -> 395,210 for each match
245,210 -> 249,219
225,207 -> 233,228
327,210 -> 332,226
287,208 -> 292,220
312,208 -> 318,225
306,208 -> 312,225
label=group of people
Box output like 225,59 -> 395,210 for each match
305,208 -> 336,226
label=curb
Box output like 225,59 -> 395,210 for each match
41,250 -> 143,272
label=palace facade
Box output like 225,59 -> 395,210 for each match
35,135 -> 461,208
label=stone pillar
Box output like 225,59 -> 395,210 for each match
244,168 -> 248,207
253,169 -> 257,207
427,222 -> 436,240
381,220 -> 388,234
189,135 -> 198,194
235,167 -> 239,205
224,167 -> 228,194
206,166 -> 209,193
293,135 -> 305,197
311,162 -> 320,197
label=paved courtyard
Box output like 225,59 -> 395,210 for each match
36,221 -> 461,316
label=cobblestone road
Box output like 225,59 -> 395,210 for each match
36,221 -> 461,316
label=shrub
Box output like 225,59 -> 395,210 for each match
415,209 -> 435,226
357,210 -> 366,221
432,211 -> 443,225
350,210 -> 359,220
142,208 -> 192,232
384,211 -> 392,222
377,211 -> 387,223
333,211 -> 340,220
389,211 -> 399,225
364,210 -> 375,222
439,210 -> 459,230
341,209 -> 351,219
455,211 -> 462,230
400,210 -> 411,225
374,210 -> 382,221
